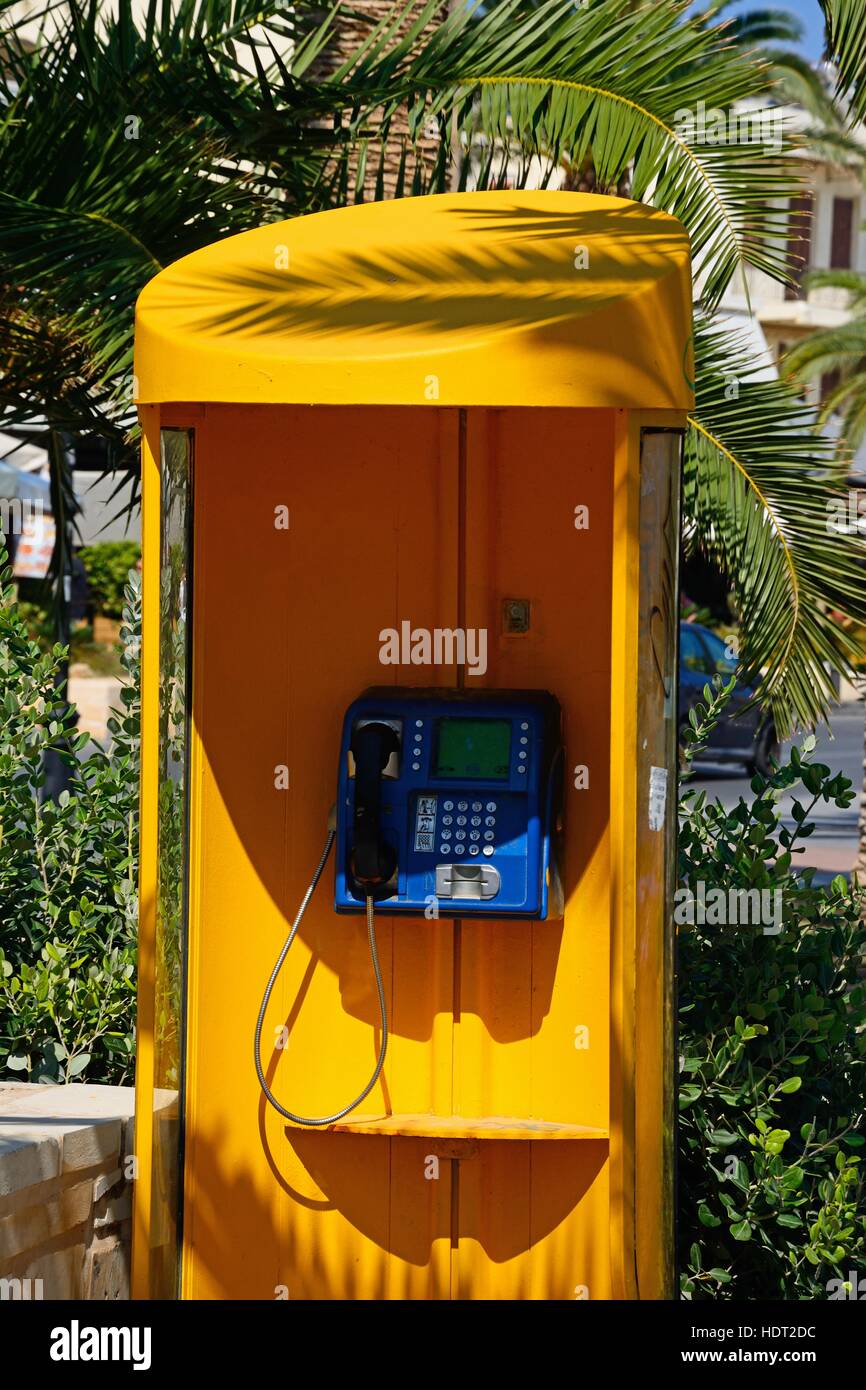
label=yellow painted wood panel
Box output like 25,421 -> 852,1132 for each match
158,401 -> 678,1300
457,407 -> 615,1298
182,405 -> 459,1298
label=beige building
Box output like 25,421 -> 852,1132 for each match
719,100 -> 866,414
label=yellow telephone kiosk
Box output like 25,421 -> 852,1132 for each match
131,189 -> 692,1301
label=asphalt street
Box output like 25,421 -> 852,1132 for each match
688,701 -> 864,878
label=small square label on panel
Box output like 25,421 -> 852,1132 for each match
414,794 -> 438,852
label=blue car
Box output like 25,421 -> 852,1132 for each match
679,621 -> 779,775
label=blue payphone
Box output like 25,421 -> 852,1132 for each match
254,688 -> 563,1126
335,689 -> 563,918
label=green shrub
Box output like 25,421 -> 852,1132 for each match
79,540 -> 141,620
0,542 -> 139,1084
679,679 -> 866,1298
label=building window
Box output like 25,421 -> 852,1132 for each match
785,194 -> 813,300
830,197 -> 856,269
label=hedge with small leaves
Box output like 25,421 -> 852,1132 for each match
0,544 -> 139,1083
679,678 -> 866,1298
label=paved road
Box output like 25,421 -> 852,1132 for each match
688,702 -> 864,877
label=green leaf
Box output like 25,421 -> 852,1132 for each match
779,1077 -> 803,1094
708,1129 -> 739,1147
781,1166 -> 805,1190
821,1 -> 866,126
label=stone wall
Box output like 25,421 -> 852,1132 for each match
0,1082 -> 134,1301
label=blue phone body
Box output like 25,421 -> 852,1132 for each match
335,689 -> 562,919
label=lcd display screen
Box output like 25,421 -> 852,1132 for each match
434,718 -> 511,780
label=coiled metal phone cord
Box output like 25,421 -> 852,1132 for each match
253,825 -> 388,1127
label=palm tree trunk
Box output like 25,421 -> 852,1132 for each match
310,0 -> 450,200
42,427 -> 75,799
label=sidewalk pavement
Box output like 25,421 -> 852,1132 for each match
68,669 -> 122,744
797,845 -> 858,874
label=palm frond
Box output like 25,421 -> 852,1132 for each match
0,0 -> 347,448
821,0 -> 866,124
786,320 -> 866,383
687,316 -> 866,734
693,2 -> 839,122
301,0 -> 807,310
803,266 -> 866,304
784,295 -> 866,447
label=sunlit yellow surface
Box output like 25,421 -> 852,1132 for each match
135,190 -> 693,409
132,190 -> 692,1301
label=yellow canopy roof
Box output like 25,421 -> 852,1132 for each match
134,190 -> 694,409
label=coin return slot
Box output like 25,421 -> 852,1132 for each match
435,864 -> 501,899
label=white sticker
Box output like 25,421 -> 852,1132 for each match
648,766 -> 668,832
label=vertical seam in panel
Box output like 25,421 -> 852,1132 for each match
450,406 -> 468,1299
282,405 -> 293,1298
456,407 -> 467,664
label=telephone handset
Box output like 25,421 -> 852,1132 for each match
255,687 -> 563,1127
348,721 -> 400,892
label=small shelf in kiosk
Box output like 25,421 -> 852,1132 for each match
290,1113 -> 609,1141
